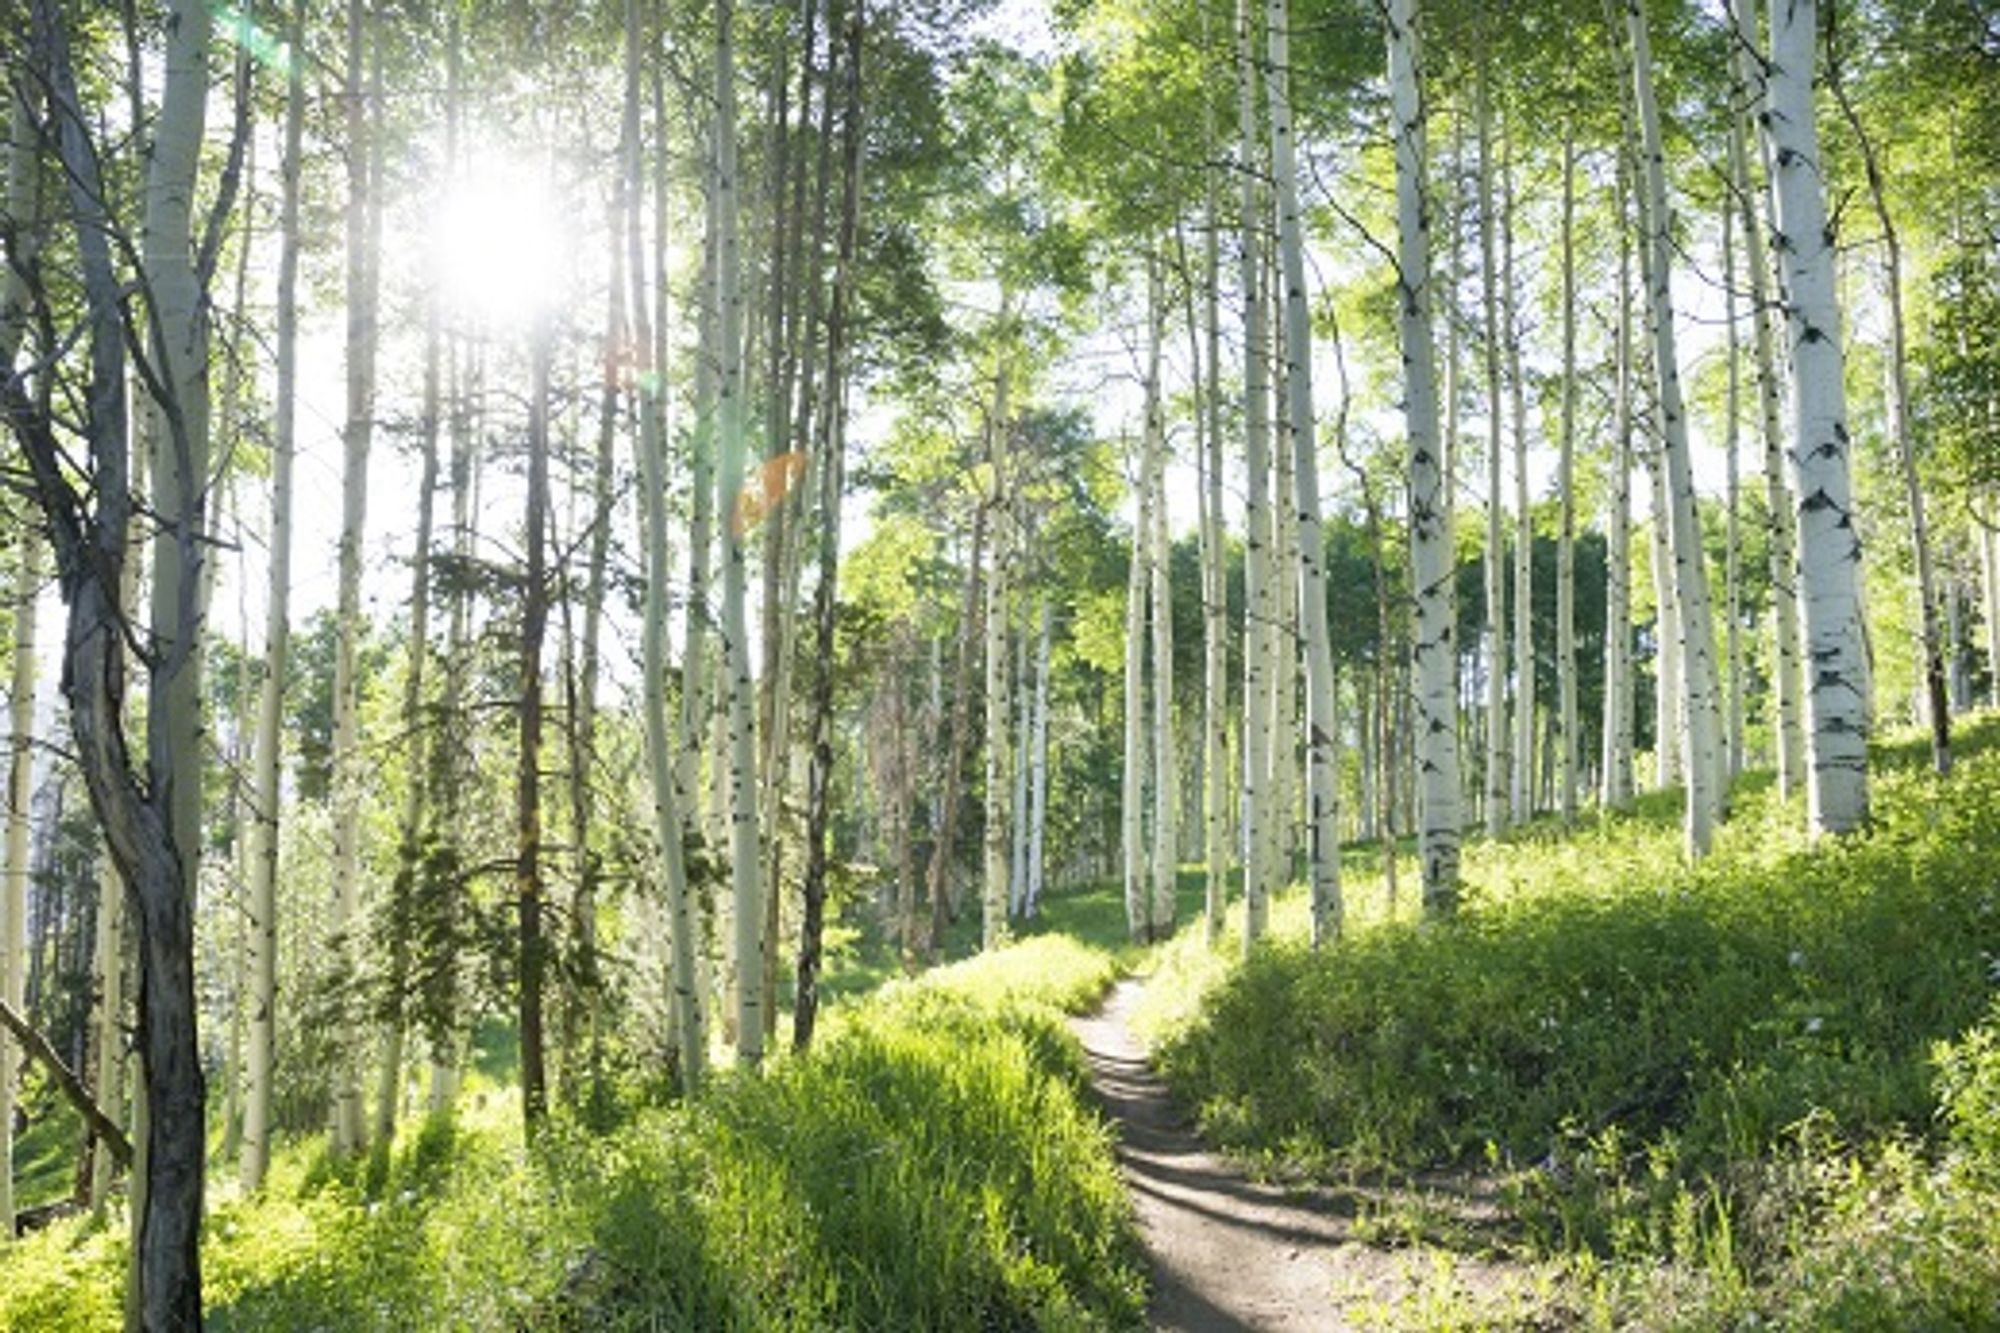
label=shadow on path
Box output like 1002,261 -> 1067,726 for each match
1071,979 -> 1525,1332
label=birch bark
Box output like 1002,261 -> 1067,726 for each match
241,0 -> 305,1189
329,0 -> 378,1153
1627,0 -> 1724,855
1768,0 -> 1870,832
1235,0 -> 1273,948
1145,257 -> 1178,939
1387,0 -> 1461,913
1269,0 -> 1341,943
1558,129 -> 1579,825
1601,156 -> 1636,810
1728,0 -> 1804,794
1477,53 -> 1507,837
714,0 -> 766,1062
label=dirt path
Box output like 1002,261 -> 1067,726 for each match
1071,979 -> 1527,1332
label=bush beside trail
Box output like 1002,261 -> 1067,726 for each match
1151,721 -> 2000,1327
0,936 -> 1143,1333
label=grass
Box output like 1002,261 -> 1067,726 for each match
1143,712 -> 2000,1328
0,936 -> 1144,1332
12,1079 -> 86,1216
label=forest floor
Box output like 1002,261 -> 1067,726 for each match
1073,978 -> 1541,1331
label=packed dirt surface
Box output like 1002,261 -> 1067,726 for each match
1072,979 -> 1533,1332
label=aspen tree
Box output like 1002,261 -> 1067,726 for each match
1144,257 -> 1178,939
1267,253 -> 1298,884
1,536 -> 34,1241
626,0 -> 704,1085
1829,31 -> 1948,775
1767,0 -> 1869,832
516,298 -> 554,1131
1557,127 -> 1579,825
1123,429 -> 1150,943
1727,0 -> 1803,795
1026,602 -> 1053,919
712,0 -> 765,1063
1268,0 -> 1340,943
1476,50 -> 1507,837
1724,195 -> 1745,780
1236,0 -> 1273,949
1626,0 -> 1724,856
796,0 -> 864,1049
1601,157 -> 1636,810
1387,0 -> 1461,912
1503,130 -> 1533,826
1010,619 -> 1031,917
982,356 -> 1015,952
136,1 -> 214,1311
678,114 -> 717,832
240,0 -> 306,1191
1985,527 -> 2000,711
1649,449 -> 1683,788
12,0 -> 218,1314
924,511 -> 985,959
0,51 -> 42,1238
558,168 -> 624,1112
328,0 -> 378,1154
1199,9 -> 1230,943
756,10 -> 804,967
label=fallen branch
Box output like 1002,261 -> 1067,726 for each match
0,996 -> 131,1168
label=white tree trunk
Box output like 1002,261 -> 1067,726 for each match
1728,0 -> 1804,795
1477,56 -> 1508,838
982,361 -> 1014,952
1,56 -> 45,1236
328,0 -> 377,1153
1,537 -> 37,1237
715,0 -> 764,1065
1832,53 -> 1947,774
1723,199 -> 1745,781
678,139 -> 717,833
1558,129 -> 1579,825
1268,0 -> 1341,945
1123,438 -> 1149,943
1985,525 -> 2000,709
1504,133 -> 1533,827
1010,619 -> 1031,918
628,0 -> 704,1086
136,0 -> 214,1311
1601,156 -> 1636,810
632,0 -> 703,1089
1026,601 -> 1052,918
1236,0 -> 1273,950
1627,0 -> 1724,856
1200,77 -> 1230,944
1144,257 -> 1179,940
1268,240 -> 1297,888
1768,0 -> 1869,833
1649,450 -> 1683,789
240,0 -> 305,1191
1388,0 -> 1461,913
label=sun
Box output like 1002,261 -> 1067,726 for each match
427,154 -> 567,332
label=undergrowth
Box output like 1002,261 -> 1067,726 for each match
0,935 -> 1141,1331
1148,715 -> 2000,1328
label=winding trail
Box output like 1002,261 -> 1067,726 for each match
1072,979 -> 1521,1331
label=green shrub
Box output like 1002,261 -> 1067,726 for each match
0,940 -> 1141,1332
1152,721 -> 2000,1325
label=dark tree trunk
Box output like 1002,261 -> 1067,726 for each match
517,326 -> 553,1132
795,0 -> 865,1052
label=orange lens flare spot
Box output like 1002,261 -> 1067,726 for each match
732,450 -> 809,538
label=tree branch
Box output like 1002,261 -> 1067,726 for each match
0,997 -> 132,1169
